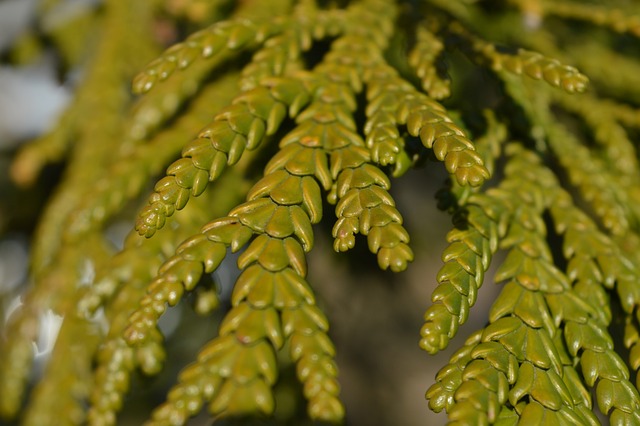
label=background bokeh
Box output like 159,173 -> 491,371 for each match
0,1 -> 500,424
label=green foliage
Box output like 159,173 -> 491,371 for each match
1,0 -> 640,424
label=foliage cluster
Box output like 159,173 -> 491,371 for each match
1,0 -> 640,424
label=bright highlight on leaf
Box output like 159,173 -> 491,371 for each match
1,0 -> 639,425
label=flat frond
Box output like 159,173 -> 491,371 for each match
3,0 -> 640,424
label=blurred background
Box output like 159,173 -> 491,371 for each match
0,0 -> 500,424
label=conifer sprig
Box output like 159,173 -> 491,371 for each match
131,19 -> 283,95
448,21 -> 589,94
67,73 -> 241,238
0,1 -> 158,416
2,0 -> 640,424
420,112 -> 506,354
135,77 -> 312,238
426,143 -> 639,424
541,1 -> 640,38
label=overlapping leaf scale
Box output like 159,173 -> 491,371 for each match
148,334 -> 278,425
233,177 -> 342,421
364,59 -> 489,187
121,249 -> 227,420
287,314 -> 343,421
123,0 -> 294,146
363,64 -> 413,174
624,316 -> 640,391
215,3 -> 400,417
135,8 -> 332,241
134,72 -> 342,419
135,77 -> 312,238
427,145 -> 604,424
490,48 -> 588,94
491,3 -> 640,103
120,217 -> 254,408
555,299 -> 640,424
501,145 -> 640,424
420,116 -> 506,355
239,27 -> 308,91
66,74 -> 239,238
230,164 -> 320,257
147,6 -> 386,416
426,330 -> 515,425
424,152 -> 511,417
502,76 -> 631,238
337,92 -> 413,270
404,87 -> 490,187
427,324 -> 596,425
488,249 -> 594,423
562,319 -> 640,424
477,176 -> 583,421
132,18 -> 285,95
146,138 -> 342,422
124,59 -> 228,145
125,216 -> 253,347
425,331 -> 481,414
548,189 -> 640,423
550,197 -> 617,321
494,145 -> 607,424
312,63 -> 413,271
239,4 -> 348,91
331,142 -> 413,271
284,2 -> 414,272
420,202 -> 499,355
465,111 -> 506,182
90,316 -> 163,426
221,78 -> 357,422
78,214 -> 202,321
408,26 -> 451,100
83,177 -> 244,426
503,79 -> 640,353
455,20 -> 588,94
148,272 -> 338,424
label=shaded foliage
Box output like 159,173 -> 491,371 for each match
1,0 -> 640,424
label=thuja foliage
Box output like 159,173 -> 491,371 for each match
1,0 -> 640,424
